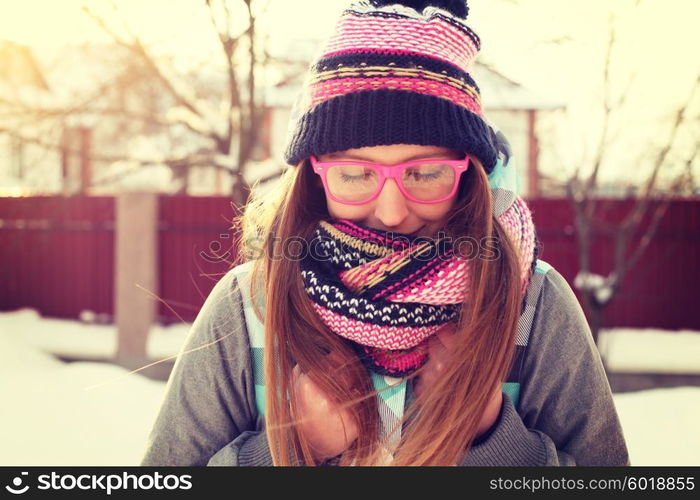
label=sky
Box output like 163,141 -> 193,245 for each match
2,0 -> 696,101
1,0 -> 699,186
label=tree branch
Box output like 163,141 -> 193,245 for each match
611,74 -> 700,286
206,0 -> 240,154
82,4 -> 221,143
582,22 -> 616,219
620,72 -> 700,235
0,127 -> 237,175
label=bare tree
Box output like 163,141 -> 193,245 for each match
88,0 -> 273,207
563,23 -> 699,347
2,0 -> 278,208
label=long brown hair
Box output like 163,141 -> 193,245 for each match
232,155 -> 523,466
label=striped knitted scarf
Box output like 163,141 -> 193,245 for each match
300,199 -> 537,376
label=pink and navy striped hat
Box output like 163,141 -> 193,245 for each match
283,0 -> 499,173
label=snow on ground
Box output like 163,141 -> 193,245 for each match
613,387 -> 700,466
598,328 -> 700,374
0,308 -> 699,466
1,308 -> 189,361
0,309 -> 187,466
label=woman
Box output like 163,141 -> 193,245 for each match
141,0 -> 629,466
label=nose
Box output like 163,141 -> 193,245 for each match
373,178 -> 409,229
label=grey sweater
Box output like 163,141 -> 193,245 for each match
140,265 -> 630,466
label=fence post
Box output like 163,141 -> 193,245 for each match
115,191 -> 158,369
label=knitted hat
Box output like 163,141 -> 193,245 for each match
283,0 -> 498,173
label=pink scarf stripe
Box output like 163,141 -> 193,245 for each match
509,197 -> 537,296
383,257 -> 471,303
313,301 -> 442,350
339,243 -> 424,293
308,76 -> 483,116
370,250 -> 455,301
499,199 -> 533,269
333,219 -> 409,250
363,344 -> 427,374
369,255 -> 453,301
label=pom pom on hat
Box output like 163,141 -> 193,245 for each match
369,0 -> 468,19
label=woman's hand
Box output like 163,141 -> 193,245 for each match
414,324 -> 503,439
291,361 -> 359,462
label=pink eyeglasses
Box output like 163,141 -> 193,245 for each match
310,155 -> 471,205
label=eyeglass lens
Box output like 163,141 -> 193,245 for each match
325,163 -> 456,202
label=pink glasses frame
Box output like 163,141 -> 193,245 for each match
309,155 -> 471,205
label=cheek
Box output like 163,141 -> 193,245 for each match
326,198 -> 373,220
412,199 -> 456,223
326,197 -> 456,223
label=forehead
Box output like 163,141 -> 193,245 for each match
320,144 -> 462,163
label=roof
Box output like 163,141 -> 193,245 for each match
0,40 -> 50,91
472,61 -> 564,111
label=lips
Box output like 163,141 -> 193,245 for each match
407,225 -> 426,236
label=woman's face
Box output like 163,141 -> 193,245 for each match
316,144 -> 463,237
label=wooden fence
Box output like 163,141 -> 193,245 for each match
1,195 -> 698,329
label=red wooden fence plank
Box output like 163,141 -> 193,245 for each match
0,195 -> 114,320
156,195 -> 240,324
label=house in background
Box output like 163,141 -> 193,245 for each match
0,41 -> 131,197
472,62 -> 564,198
0,42 -> 187,197
0,40 -> 59,196
0,37 -> 563,198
